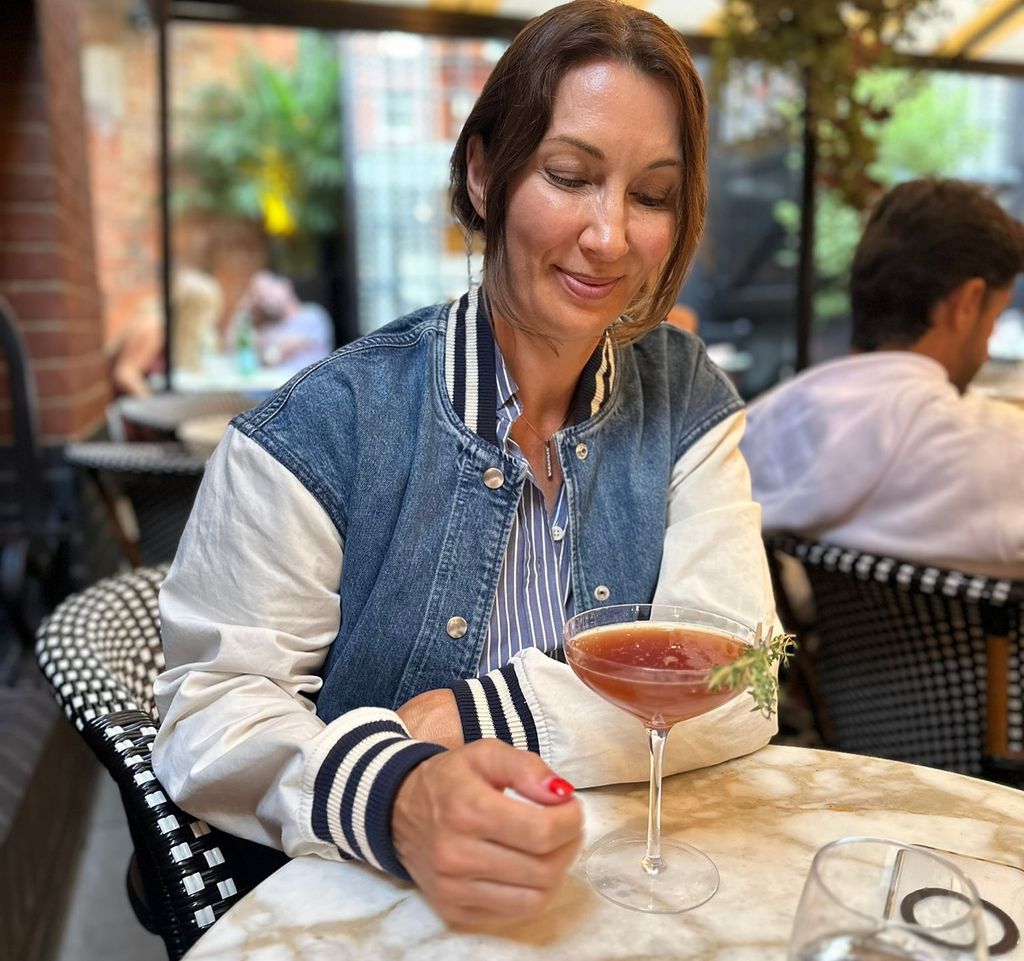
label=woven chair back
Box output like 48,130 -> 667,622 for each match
769,536 -> 1023,776
33,566 -> 286,959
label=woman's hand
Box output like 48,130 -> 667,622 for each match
397,688 -> 463,749
391,739 -> 582,926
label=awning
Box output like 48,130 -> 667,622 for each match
164,0 -> 1024,68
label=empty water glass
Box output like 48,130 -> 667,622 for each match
789,837 -> 988,961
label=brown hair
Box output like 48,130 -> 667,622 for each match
851,178 -> 1024,351
450,0 -> 707,343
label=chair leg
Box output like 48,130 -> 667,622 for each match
88,468 -> 143,568
789,642 -> 837,749
981,634 -> 1023,787
985,633 -> 1010,757
125,851 -> 160,936
1,539 -> 36,644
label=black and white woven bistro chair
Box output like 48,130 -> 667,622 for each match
767,535 -> 1024,784
63,442 -> 206,568
34,566 -> 286,959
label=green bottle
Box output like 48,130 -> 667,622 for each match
235,310 -> 257,377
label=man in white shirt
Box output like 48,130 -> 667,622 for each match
741,178 -> 1024,579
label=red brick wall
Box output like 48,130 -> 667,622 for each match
81,0 -> 162,347
0,0 -> 109,444
82,4 -> 297,344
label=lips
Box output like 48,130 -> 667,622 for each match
556,268 -> 621,300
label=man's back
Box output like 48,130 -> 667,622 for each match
741,350 -> 1024,579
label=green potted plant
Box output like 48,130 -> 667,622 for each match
773,70 -> 990,322
711,0 -> 943,366
174,32 -> 345,277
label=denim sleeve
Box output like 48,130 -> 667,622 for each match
153,427 -> 445,881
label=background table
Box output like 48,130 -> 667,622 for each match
183,745 -> 1024,960
170,354 -> 295,396
64,442 -> 207,566
117,391 -> 255,437
972,359 -> 1024,408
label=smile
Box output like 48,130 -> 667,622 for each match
556,268 -> 621,300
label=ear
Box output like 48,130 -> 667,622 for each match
465,134 -> 487,221
941,277 -> 986,336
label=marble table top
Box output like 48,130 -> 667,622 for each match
183,745 -> 1024,961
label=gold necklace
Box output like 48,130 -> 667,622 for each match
517,407 -> 573,480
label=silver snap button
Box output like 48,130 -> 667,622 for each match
551,525 -> 565,542
575,443 -> 589,460
446,616 -> 468,639
593,585 -> 610,601
482,467 -> 505,489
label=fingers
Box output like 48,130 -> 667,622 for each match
423,835 -> 582,926
432,833 -> 581,892
433,871 -> 570,925
447,779 -> 582,856
391,741 -> 584,924
463,738 -> 574,800
439,742 -> 582,854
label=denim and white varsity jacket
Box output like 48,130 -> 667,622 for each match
153,290 -> 778,880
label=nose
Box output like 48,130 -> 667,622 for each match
579,192 -> 629,262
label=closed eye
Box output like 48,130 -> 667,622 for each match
546,171 -> 586,189
635,192 -> 670,209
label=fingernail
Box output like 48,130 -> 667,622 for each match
546,776 -> 575,798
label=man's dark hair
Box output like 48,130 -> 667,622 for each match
850,178 -> 1024,351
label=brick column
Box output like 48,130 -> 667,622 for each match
0,0 -> 110,445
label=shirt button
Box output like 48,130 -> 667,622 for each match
482,467 -> 505,489
593,585 -> 610,601
575,443 -> 588,460
446,616 -> 468,639
551,525 -> 565,542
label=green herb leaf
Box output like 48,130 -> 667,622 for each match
706,624 -> 796,719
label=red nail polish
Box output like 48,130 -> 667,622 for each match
547,776 -> 575,798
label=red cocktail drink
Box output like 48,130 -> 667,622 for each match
568,624 -> 745,729
563,604 -> 758,914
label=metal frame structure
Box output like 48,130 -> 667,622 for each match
150,0 -> 1024,376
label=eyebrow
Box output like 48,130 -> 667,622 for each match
545,135 -> 682,170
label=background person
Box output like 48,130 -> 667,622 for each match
228,270 -> 334,374
108,268 -> 223,396
153,0 -> 779,925
742,177 -> 1024,578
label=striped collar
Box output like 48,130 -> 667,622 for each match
444,287 -> 617,444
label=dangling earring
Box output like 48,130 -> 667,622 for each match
464,228 -> 475,290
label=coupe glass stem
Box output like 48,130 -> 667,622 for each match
642,726 -> 669,875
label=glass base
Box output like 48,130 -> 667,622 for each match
584,835 -> 720,914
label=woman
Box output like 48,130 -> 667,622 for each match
108,269 -> 223,396
154,0 -> 777,926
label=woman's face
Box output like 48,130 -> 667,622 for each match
483,59 -> 683,345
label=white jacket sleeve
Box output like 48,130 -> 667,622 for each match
448,410 -> 779,787
152,427 -> 444,878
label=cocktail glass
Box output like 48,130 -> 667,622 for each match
563,603 -> 757,914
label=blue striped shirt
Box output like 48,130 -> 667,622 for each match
480,346 -> 574,672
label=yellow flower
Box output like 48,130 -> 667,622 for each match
259,148 -> 297,236
261,189 -> 296,236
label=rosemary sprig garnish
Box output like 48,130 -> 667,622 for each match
707,623 -> 796,718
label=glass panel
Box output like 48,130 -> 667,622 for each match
688,59 -> 802,399
169,25 -> 344,395
340,32 -> 507,335
139,20 -> 1024,400
804,68 -> 1024,372
696,63 -> 1024,398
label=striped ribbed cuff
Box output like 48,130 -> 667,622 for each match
449,664 -> 540,755
310,717 -> 446,880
